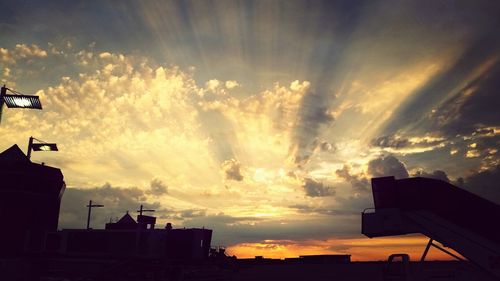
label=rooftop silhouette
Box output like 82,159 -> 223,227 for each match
0,144 -> 65,258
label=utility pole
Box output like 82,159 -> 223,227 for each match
86,200 -> 104,230
27,136 -> 34,159
137,204 -> 155,216
0,85 -> 6,122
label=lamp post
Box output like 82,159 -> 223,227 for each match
0,85 -> 42,123
86,200 -> 104,230
27,136 -> 58,159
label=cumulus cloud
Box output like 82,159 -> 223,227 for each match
367,155 -> 409,179
148,178 -> 168,196
15,43 -> 47,58
0,48 -> 15,64
0,45 -> 220,188
205,79 -> 221,92
302,178 -> 335,197
225,80 -> 239,89
335,165 -> 369,192
221,158 -> 244,181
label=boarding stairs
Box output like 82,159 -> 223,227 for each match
362,176 -> 500,280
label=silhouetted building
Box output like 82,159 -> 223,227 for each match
0,145 -> 65,257
298,254 -> 351,264
105,212 -> 137,230
45,212 -> 212,260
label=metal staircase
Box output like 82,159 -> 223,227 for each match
362,176 -> 500,280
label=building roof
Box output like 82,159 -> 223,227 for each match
116,212 -> 137,225
0,144 -> 64,193
0,144 -> 30,163
105,212 -> 139,230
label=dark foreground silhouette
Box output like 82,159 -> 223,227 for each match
0,144 -> 498,280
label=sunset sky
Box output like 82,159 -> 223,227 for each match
1,0 -> 499,261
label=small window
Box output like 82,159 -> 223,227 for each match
200,239 -> 203,247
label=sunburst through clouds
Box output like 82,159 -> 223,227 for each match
1,0 -> 499,260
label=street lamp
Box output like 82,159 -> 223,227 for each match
27,136 -> 58,159
0,85 -> 42,123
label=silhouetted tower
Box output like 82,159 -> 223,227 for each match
0,145 -> 65,257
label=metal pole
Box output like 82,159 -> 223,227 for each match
87,200 -> 92,230
431,242 -> 465,261
420,238 -> 433,262
0,85 -> 6,124
27,136 -> 34,159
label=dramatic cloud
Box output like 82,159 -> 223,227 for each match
371,135 -> 410,149
59,183 -> 152,229
367,155 -> 409,179
221,159 -> 244,181
459,165 -> 500,204
1,0 -> 498,260
335,165 -> 369,193
302,178 -> 335,197
293,90 -> 335,166
413,170 -> 450,182
148,178 -> 168,196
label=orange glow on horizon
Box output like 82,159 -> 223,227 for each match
226,236 -> 464,261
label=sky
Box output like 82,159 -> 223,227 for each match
0,0 -> 499,261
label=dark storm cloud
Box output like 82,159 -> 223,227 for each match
459,165 -> 500,204
302,178 -> 335,197
367,155 -> 409,179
